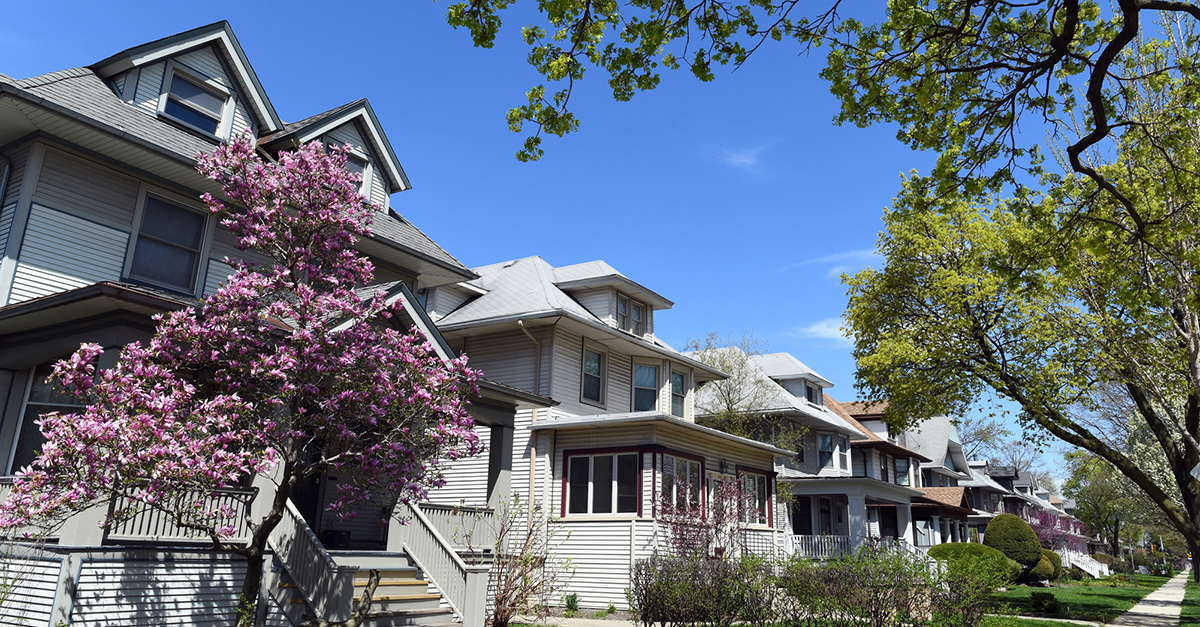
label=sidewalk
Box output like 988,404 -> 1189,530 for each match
1110,570 -> 1191,627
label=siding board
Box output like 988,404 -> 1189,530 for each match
33,148 -> 139,228
2,146 -> 30,207
428,425 -> 492,507
204,259 -> 235,297
132,62 -> 166,116
9,205 -> 128,304
0,204 -> 13,258
71,560 -> 247,626
0,557 -> 61,627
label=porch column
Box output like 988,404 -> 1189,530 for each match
848,494 -> 867,551
486,424 -> 514,510
949,520 -> 958,542
898,502 -> 914,545
931,515 -> 942,545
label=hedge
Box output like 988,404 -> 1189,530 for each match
983,513 -> 1043,566
928,542 -> 1019,583
1042,549 -> 1063,580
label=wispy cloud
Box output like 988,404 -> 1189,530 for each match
721,146 -> 766,170
779,248 -> 880,274
796,318 -> 853,346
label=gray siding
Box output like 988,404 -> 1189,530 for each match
70,559 -> 247,626
550,327 -> 632,416
33,147 -> 139,229
571,288 -> 614,324
9,205 -> 128,304
132,61 -> 166,116
2,146 -> 31,207
459,329 -> 543,396
319,473 -> 387,549
112,72 -> 126,98
325,123 -> 386,207
428,286 -> 473,320
0,204 -> 13,258
211,226 -> 273,268
176,47 -> 255,138
203,259 -> 235,297
0,557 -> 61,627
428,425 -> 491,507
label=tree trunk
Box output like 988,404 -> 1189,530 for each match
236,547 -> 265,627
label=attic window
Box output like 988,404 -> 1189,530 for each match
617,294 -> 647,335
158,62 -> 231,138
805,383 -> 823,405
324,138 -> 373,200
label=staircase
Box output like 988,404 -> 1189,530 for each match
270,551 -> 459,627
1061,549 -> 1110,578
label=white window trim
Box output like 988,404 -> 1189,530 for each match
631,358 -> 661,413
615,292 -> 648,336
323,137 -> 375,202
661,453 -> 702,508
123,184 -> 217,298
565,452 -> 640,516
580,340 -> 607,409
669,368 -> 689,419
156,59 -> 236,140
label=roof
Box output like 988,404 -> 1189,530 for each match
961,463 -> 1008,492
918,487 -> 969,508
436,256 -> 720,377
528,410 -> 795,456
840,400 -> 889,418
371,210 -> 474,281
551,260 -> 673,309
752,353 -> 833,387
825,396 -> 931,461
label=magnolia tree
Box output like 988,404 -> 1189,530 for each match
0,136 -> 482,625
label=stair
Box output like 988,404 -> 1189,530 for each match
284,552 -> 459,627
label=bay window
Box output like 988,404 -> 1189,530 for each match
566,452 -> 639,514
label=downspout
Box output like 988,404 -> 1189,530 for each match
518,319 -> 542,528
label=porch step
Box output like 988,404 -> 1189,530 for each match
300,608 -> 456,627
353,593 -> 443,612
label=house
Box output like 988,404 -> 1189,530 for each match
422,256 -> 792,610
962,460 -> 1009,540
0,22 -> 545,627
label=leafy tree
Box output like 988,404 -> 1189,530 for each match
0,136 -> 483,625
958,414 -> 1011,460
1064,451 -> 1136,557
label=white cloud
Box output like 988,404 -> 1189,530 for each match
721,146 -> 765,170
780,248 -> 880,275
798,318 -> 853,346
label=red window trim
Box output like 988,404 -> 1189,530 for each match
561,446 -> 647,517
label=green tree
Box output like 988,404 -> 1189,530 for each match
1064,451 -> 1134,557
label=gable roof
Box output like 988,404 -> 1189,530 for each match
752,352 -> 833,387
825,396 -> 931,461
962,462 -> 1008,492
918,486 -> 970,509
91,21 -> 281,133
260,99 -> 411,193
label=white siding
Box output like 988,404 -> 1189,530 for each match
8,205 -> 129,304
34,147 -> 139,228
428,286 -> 474,320
176,46 -> 254,138
0,557 -> 61,627
70,559 -> 247,626
132,61 -> 166,116
550,520 -> 636,609
571,288 -> 614,324
204,259 -> 235,297
2,146 -> 31,207
459,329 -> 542,396
428,425 -> 492,507
0,204 -> 13,258
551,327 -> 632,416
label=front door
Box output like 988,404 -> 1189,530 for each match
881,506 -> 899,539
793,497 -> 812,535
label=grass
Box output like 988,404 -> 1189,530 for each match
991,574 -> 1171,622
983,617 -> 1091,627
1181,578 -> 1200,625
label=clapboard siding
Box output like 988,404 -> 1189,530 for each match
428,286 -> 474,320
71,559 -> 246,626
176,47 -> 254,139
550,327 -> 633,416
112,72 -> 126,98
852,449 -> 866,477
2,146 -> 30,207
460,329 -> 539,396
204,259 -> 235,297
428,425 -> 492,507
211,226 -> 273,268
571,288 -> 613,324
370,166 -> 387,209
325,123 -> 385,206
0,557 -> 61,627
132,61 -> 167,116
551,520 -> 637,609
8,205 -> 128,304
0,204 -> 14,257
319,473 -> 387,549
34,147 -> 139,228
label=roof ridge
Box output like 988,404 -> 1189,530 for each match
14,67 -> 93,89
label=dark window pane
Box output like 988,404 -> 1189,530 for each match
568,457 -> 590,514
27,362 -> 73,404
661,457 -> 674,500
141,197 -> 205,249
592,455 -> 613,513
634,364 -> 656,389
347,155 -> 367,177
617,454 -> 638,513
688,461 -> 701,505
583,374 -> 601,402
671,372 -> 684,395
170,74 -> 224,117
634,388 -> 656,412
164,98 -> 219,134
130,238 -> 198,290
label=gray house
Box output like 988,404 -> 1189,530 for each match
0,22 -> 541,627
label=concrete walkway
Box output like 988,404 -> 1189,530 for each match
1111,570 -> 1191,627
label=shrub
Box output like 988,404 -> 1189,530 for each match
778,547 -> 933,627
1041,549 -> 1062,580
931,552 -> 1012,627
627,555 -> 741,627
564,592 -> 580,614
984,514 -> 1044,567
1030,591 -> 1061,614
1026,556 -> 1055,583
929,542 -> 1015,582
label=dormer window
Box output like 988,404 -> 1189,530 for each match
805,383 -> 823,405
325,138 -> 373,198
158,61 -> 233,139
617,294 -> 647,335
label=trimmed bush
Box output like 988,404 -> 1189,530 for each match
1042,549 -> 1063,580
983,513 -> 1043,566
1030,591 -> 1061,614
928,542 -> 1017,583
1027,556 -> 1055,582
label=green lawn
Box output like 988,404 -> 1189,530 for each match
991,575 -> 1171,622
983,617 -> 1092,627
1181,579 -> 1200,625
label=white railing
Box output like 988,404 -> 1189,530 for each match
1061,549 -> 1109,578
105,488 -> 256,544
268,499 -> 357,622
417,502 -> 496,550
791,535 -> 852,559
393,501 -> 489,627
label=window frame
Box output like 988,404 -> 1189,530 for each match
123,186 -> 215,297
736,465 -> 773,527
895,458 -> 910,486
616,293 -> 647,335
563,448 -> 642,517
323,137 -> 374,200
659,451 -> 704,513
669,369 -> 687,418
632,359 -> 660,412
817,433 -> 834,469
580,341 -> 607,408
156,59 -> 235,140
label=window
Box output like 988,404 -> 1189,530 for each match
805,383 -> 822,405
159,64 -> 230,137
129,195 -> 206,293
740,472 -> 769,525
582,348 -> 605,404
9,362 -> 82,473
567,453 -> 639,514
634,364 -> 658,411
818,434 -> 834,469
879,455 -> 890,482
325,138 -> 372,197
617,294 -> 647,334
670,371 -> 686,417
838,435 -> 850,470
662,454 -> 701,508
895,458 -> 910,486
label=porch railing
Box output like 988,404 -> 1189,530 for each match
105,488 -> 256,544
268,498 -> 357,622
791,534 -> 852,559
393,501 -> 489,627
1061,549 -> 1109,578
417,502 -> 496,551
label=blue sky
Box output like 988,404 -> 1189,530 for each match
0,2 -> 932,404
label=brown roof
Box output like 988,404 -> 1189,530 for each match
826,396 -> 931,463
918,487 -> 970,508
1049,494 -> 1064,505
839,400 -> 890,419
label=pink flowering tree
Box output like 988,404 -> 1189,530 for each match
0,136 -> 482,625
